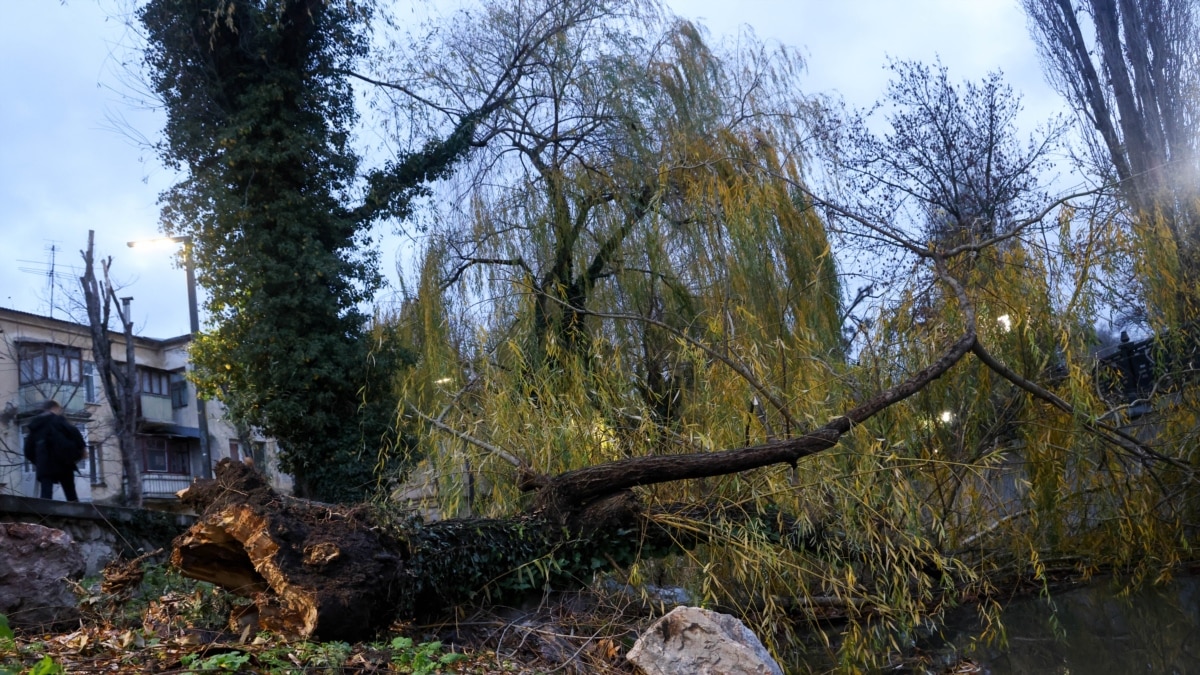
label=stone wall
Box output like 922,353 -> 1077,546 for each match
0,496 -> 194,575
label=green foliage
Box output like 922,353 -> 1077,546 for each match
111,512 -> 189,558
0,615 -> 17,675
0,622 -> 478,675
390,515 -> 622,613
139,0 -> 379,500
181,651 -> 251,673
389,637 -> 468,675
26,659 -> 62,675
0,655 -> 62,675
139,0 -> 485,501
173,636 -> 461,674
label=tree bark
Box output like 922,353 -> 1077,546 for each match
80,231 -> 142,506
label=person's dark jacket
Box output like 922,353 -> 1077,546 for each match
23,412 -> 86,481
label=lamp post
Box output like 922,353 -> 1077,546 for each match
127,236 -> 213,479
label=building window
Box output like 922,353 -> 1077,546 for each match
88,444 -> 104,486
140,436 -> 190,475
228,439 -> 240,462
19,426 -> 34,474
170,374 -> 189,409
83,362 -> 99,403
18,343 -> 83,385
138,368 -> 171,396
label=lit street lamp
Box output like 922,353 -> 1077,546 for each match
127,235 -> 213,479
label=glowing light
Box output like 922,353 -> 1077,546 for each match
939,410 -> 955,424
997,314 -> 1013,332
434,377 -> 453,385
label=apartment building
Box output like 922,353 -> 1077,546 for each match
0,307 -> 290,504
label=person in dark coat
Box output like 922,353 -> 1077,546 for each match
22,399 -> 85,501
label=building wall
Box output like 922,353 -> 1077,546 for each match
0,308 -> 291,504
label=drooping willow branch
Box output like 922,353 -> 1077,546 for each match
406,404 -> 547,489
538,258 -> 979,514
536,295 -> 801,434
970,339 -> 1186,468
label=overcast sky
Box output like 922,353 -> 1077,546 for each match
0,0 -> 1062,339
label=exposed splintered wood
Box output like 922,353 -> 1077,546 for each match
173,462 -> 405,640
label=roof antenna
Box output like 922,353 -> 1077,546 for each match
17,240 -> 73,317
47,244 -> 57,319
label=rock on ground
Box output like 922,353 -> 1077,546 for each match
0,522 -> 85,630
626,606 -> 783,675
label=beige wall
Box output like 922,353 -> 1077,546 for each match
0,308 -> 291,504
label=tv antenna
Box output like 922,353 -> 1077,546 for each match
18,241 -> 80,319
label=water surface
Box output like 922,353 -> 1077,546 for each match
941,576 -> 1200,674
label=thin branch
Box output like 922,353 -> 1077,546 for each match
442,256 -> 532,290
335,69 -> 460,116
407,404 -> 546,489
970,339 -> 1187,468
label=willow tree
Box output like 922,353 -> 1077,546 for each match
356,24 -> 1196,661
375,0 -> 842,487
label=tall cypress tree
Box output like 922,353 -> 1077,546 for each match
140,0 -> 480,501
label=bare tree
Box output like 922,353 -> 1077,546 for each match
1021,0 -> 1200,268
80,230 -> 142,506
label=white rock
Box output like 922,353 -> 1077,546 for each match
627,606 -> 784,675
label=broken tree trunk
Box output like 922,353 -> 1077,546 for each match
171,328 -> 980,640
172,460 -> 651,640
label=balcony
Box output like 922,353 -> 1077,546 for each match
139,393 -> 174,424
17,383 -> 90,416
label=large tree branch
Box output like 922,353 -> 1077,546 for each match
538,320 -> 978,515
970,339 -> 1185,468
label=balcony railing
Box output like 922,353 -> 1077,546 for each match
142,474 -> 192,499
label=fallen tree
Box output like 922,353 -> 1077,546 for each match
170,235 -> 1181,641
176,324 -> 977,639
168,279 -> 1027,640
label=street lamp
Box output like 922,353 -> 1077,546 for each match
127,235 -> 213,479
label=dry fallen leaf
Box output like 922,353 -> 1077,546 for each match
119,629 -> 145,649
65,631 -> 89,650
